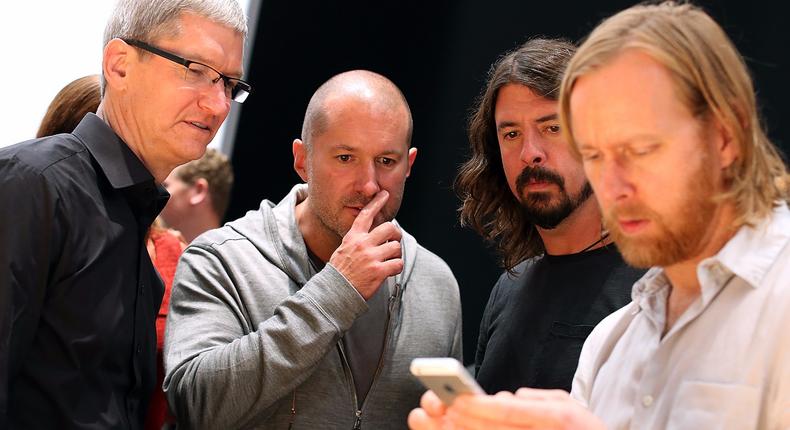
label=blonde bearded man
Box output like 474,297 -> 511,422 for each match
409,2 -> 790,429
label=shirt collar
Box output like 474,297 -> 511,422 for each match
712,202 -> 790,289
72,113 -> 155,189
632,202 -> 790,307
631,267 -> 669,319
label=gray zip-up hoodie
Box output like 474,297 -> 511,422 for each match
163,184 -> 462,429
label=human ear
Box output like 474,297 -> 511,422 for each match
712,116 -> 739,171
405,147 -> 418,178
102,38 -> 131,92
293,138 -> 309,182
189,178 -> 209,205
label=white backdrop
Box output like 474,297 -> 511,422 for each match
0,0 -> 255,152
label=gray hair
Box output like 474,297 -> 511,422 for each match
101,0 -> 247,93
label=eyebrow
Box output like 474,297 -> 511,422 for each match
577,135 -> 662,151
332,145 -> 404,156
496,113 -> 559,131
496,121 -> 519,131
534,113 -> 558,123
332,144 -> 357,152
182,51 -> 243,79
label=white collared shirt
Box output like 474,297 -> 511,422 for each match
571,203 -> 790,429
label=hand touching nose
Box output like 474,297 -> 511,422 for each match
329,190 -> 403,299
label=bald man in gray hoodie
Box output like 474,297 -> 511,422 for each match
164,70 -> 462,429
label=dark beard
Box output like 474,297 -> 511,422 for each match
516,165 -> 593,229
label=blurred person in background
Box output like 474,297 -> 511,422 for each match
159,147 -> 234,243
143,218 -> 187,430
36,75 -> 101,138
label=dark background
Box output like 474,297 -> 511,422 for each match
228,0 -> 789,364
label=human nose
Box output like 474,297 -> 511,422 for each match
355,161 -> 381,198
198,79 -> 231,116
520,131 -> 547,165
591,157 -> 634,205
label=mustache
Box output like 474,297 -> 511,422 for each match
341,195 -> 394,219
515,165 -> 565,191
607,203 -> 656,220
342,196 -> 372,208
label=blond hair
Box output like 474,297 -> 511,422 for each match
559,1 -> 789,228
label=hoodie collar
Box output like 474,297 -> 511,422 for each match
264,184 -> 416,288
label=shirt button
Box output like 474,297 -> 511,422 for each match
136,343 -> 142,354
642,395 -> 654,407
139,284 -> 145,296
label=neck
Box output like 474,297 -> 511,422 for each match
97,98 -> 177,183
295,197 -> 341,263
537,196 -> 608,255
177,209 -> 221,243
662,202 -> 738,331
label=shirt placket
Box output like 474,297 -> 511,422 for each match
630,335 -> 666,429
126,184 -> 160,428
629,280 -> 667,429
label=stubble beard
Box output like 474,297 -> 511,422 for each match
310,190 -> 401,240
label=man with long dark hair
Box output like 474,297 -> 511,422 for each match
455,38 -> 643,394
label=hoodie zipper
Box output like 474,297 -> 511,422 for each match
337,282 -> 402,430
337,343 -> 361,429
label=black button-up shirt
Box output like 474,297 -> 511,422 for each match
0,114 -> 167,429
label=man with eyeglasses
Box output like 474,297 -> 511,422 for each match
0,0 -> 249,428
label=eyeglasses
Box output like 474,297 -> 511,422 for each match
122,38 -> 252,103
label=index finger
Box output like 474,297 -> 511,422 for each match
450,394 -> 552,425
349,190 -> 389,233
407,408 -> 443,430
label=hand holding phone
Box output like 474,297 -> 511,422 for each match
410,357 -> 484,405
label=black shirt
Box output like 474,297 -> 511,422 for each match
475,245 -> 645,393
307,245 -> 389,408
0,114 -> 167,429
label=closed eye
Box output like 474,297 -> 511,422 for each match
580,151 -> 602,162
631,144 -> 660,156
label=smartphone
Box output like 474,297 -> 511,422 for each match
410,357 -> 485,405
